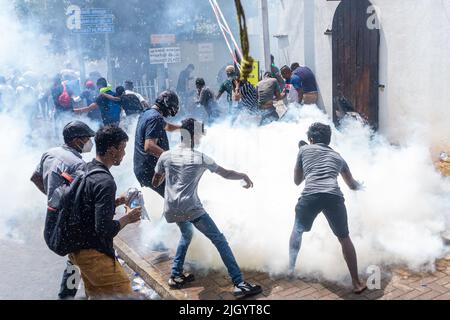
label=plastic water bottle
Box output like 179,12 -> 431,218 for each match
126,188 -> 150,221
130,198 -> 140,209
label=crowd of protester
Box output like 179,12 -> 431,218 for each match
14,57 -> 372,301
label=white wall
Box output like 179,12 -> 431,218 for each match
276,0 -> 450,150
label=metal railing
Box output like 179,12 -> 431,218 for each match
113,79 -> 159,103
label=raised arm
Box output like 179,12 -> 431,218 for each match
165,123 -> 182,132
215,166 -> 253,189
100,93 -> 121,102
74,102 -> 98,114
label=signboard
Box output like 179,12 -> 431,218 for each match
198,43 -> 214,63
151,34 -> 176,45
149,47 -> 182,65
67,6 -> 115,34
247,60 -> 260,87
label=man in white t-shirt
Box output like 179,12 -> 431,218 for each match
152,118 -> 263,299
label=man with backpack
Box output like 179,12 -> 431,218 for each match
51,74 -> 74,120
124,80 -> 150,111
68,126 -> 142,299
30,120 -> 96,299
115,86 -> 144,117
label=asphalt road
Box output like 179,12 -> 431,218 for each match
0,216 -> 78,300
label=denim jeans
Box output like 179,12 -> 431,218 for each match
172,213 -> 243,286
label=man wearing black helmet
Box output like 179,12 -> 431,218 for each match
30,120 -> 95,300
134,90 -> 181,197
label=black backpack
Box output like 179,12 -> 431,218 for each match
44,168 -> 109,257
121,94 -> 144,116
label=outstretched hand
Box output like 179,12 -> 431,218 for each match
241,175 -> 254,189
355,181 -> 366,191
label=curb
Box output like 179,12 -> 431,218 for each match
114,237 -> 177,300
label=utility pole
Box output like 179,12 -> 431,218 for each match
105,33 -> 113,84
76,34 -> 86,85
261,0 -> 272,73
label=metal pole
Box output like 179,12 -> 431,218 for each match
105,33 -> 113,83
76,34 -> 86,85
261,0 -> 272,73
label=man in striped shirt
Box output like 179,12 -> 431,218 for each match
231,77 -> 258,123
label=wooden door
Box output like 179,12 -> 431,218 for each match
332,0 -> 380,129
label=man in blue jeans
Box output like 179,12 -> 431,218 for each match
152,118 -> 262,299
290,123 -> 367,294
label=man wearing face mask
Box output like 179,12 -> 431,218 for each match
31,120 -> 95,300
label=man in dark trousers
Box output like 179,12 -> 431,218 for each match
133,91 -> 181,251
31,121 -> 95,299
290,123 -> 367,294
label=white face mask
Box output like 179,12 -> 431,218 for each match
82,139 -> 94,153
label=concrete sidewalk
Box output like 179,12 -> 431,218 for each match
114,222 -> 450,301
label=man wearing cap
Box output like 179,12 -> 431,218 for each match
31,120 -> 96,299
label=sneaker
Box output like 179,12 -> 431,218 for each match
168,273 -> 195,289
233,281 -> 263,299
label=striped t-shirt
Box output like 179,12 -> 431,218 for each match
297,143 -> 348,197
235,80 -> 258,113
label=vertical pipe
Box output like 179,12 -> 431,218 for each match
76,34 -> 86,85
261,0 -> 272,73
105,33 -> 113,83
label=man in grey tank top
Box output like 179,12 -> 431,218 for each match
290,123 -> 367,294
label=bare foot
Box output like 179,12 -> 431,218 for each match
353,281 -> 367,295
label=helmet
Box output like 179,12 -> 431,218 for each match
63,121 -> 95,141
155,90 -> 179,117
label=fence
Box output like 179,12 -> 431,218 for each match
113,79 -> 159,103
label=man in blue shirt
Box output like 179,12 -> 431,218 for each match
281,64 -> 319,105
74,78 -> 122,126
133,90 -> 181,197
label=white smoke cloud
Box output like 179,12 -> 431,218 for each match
137,105 -> 450,283
0,0 -> 449,287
